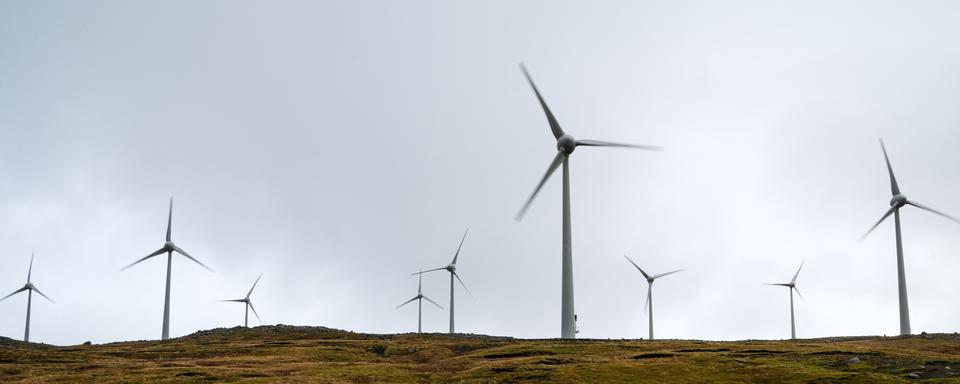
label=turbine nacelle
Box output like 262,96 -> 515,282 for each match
890,194 -> 907,208
163,241 -> 175,250
446,263 -> 456,272
557,134 -> 576,155
24,283 -> 34,290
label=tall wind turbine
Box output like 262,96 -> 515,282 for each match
624,255 -> 681,340
861,139 -> 959,335
415,229 -> 472,334
220,274 -> 262,328
765,261 -> 805,340
515,64 -> 661,338
397,270 -> 443,333
122,197 -> 213,340
1,253 -> 54,342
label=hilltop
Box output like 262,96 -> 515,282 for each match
2,326 -> 960,382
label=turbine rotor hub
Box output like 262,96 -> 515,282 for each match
890,194 -> 907,207
164,241 -> 175,250
557,134 -> 576,155
446,264 -> 456,272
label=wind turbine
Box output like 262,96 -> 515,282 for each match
220,274 -> 262,328
414,229 -> 472,334
515,64 -> 661,338
861,139 -> 959,335
397,269 -> 443,333
623,255 -> 681,340
122,197 -> 213,340
1,253 -> 54,342
765,261 -> 805,340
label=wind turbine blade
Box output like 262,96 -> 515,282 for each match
519,63 -> 564,140
27,253 -> 34,283
0,286 -> 29,302
422,295 -> 444,309
790,261 -> 804,284
879,139 -> 901,196
642,289 -> 650,313
793,286 -> 806,303
31,286 -> 54,303
516,151 -> 565,221
652,269 -> 683,280
411,267 -> 446,275
248,301 -> 262,324
396,296 -> 418,309
246,273 -> 262,299
166,196 -> 174,242
173,246 -> 214,272
860,206 -> 897,241
907,200 -> 960,224
765,283 -> 791,287
623,255 -> 651,280
121,248 -> 168,271
219,299 -> 246,302
453,271 -> 474,298
451,228 -> 469,264
576,139 -> 663,152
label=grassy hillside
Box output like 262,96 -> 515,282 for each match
2,326 -> 960,383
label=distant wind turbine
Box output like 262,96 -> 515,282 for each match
414,229 -> 472,334
1,253 -> 54,342
624,255 -> 681,340
397,269 -> 443,333
515,64 -> 661,339
122,197 -> 213,340
220,274 -> 263,328
861,139 -> 959,335
765,261 -> 805,340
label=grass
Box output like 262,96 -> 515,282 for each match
2,326 -> 960,383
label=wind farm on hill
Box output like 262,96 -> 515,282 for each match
5,2 -> 960,380
8,65 -> 957,345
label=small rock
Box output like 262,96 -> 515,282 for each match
906,372 -> 920,379
82,341 -> 92,346
847,357 -> 860,364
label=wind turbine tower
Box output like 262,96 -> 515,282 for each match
765,262 -> 805,340
122,197 -> 213,340
1,253 -> 54,342
415,229 -> 472,334
515,64 -> 661,338
624,255 -> 681,340
397,270 -> 443,333
861,139 -> 959,335
220,274 -> 263,327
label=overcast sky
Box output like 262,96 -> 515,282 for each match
2,1 -> 959,345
